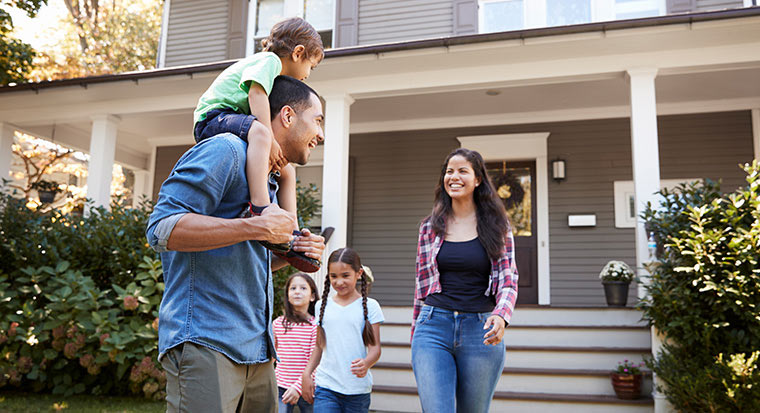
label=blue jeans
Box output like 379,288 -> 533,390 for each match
313,386 -> 370,413
411,305 -> 506,413
277,386 -> 313,413
194,109 -> 256,143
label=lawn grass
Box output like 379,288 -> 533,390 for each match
0,391 -> 164,413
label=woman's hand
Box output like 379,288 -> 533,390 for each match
350,358 -> 369,378
281,385 -> 300,405
301,373 -> 315,404
483,315 -> 506,345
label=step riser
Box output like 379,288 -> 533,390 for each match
372,367 -> 653,397
380,325 -> 651,347
370,392 -> 654,413
379,347 -> 648,370
382,307 -> 647,327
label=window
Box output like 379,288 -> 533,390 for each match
478,0 -> 665,33
248,0 -> 335,55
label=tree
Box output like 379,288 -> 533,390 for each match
0,0 -> 47,84
29,0 -> 161,82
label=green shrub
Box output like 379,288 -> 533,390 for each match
640,160 -> 760,412
0,257 -> 164,399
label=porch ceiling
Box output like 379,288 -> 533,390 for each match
0,14 -> 758,169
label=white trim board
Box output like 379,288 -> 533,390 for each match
157,0 -> 170,68
752,108 -> 760,161
457,133 -> 551,305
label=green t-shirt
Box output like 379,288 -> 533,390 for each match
193,52 -> 282,124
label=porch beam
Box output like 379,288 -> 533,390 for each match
321,93 -> 354,251
86,115 -> 120,210
0,123 -> 15,181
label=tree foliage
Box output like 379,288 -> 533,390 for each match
29,0 -> 161,82
640,161 -> 760,412
0,0 -> 47,84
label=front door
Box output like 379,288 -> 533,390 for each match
486,161 -> 538,304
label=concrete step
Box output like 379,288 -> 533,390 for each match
379,343 -> 650,370
381,323 -> 651,348
381,305 -> 647,327
371,362 -> 653,397
370,385 -> 654,413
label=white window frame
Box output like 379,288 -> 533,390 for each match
613,178 -> 700,228
478,0 -> 666,34
246,0 -> 335,56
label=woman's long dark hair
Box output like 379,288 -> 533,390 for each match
428,148 -> 510,260
317,248 -> 377,349
282,272 -> 319,334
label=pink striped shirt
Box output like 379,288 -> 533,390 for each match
273,315 -> 317,394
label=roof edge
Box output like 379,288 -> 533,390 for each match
2,7 -> 759,94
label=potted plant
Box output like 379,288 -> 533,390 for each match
32,180 -> 61,204
599,260 -> 635,307
611,359 -> 644,399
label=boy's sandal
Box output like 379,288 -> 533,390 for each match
240,202 -> 294,254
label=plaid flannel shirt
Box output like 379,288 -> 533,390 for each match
411,218 -> 519,339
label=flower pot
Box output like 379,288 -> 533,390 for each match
611,372 -> 642,399
602,281 -> 629,307
38,190 -> 56,204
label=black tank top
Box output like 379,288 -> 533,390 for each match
424,238 -> 495,313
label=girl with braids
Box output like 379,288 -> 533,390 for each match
300,248 -> 384,412
411,148 -> 519,413
273,273 -> 319,413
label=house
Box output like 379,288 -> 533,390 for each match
1,1 -> 759,411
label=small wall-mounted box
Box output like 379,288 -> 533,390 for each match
568,214 -> 597,227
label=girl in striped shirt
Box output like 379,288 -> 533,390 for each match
273,272 -> 320,413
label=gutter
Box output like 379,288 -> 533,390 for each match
2,7 -> 759,94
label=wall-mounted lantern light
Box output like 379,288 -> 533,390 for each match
552,159 -> 566,182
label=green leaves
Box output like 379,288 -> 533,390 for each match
641,160 -> 760,411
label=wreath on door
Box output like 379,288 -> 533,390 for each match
492,170 -> 525,209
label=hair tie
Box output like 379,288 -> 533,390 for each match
362,265 -> 374,283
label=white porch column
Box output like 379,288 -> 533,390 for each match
132,170 -> 152,208
320,93 -> 354,252
0,123 -> 15,181
752,109 -> 759,161
86,115 -> 120,209
628,68 -> 668,413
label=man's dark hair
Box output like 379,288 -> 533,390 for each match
269,75 -> 319,120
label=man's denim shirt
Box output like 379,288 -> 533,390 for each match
146,134 -> 277,364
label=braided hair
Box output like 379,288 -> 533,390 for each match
317,248 -> 377,349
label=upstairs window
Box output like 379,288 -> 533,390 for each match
478,0 -> 664,33
249,0 -> 334,55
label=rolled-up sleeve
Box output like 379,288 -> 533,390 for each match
147,213 -> 186,253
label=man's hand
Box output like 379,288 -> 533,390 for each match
281,386 -> 300,405
292,228 -> 325,260
254,205 -> 297,244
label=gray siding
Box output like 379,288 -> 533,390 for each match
350,111 -> 753,306
152,145 -> 192,200
165,0 -> 230,67
695,0 -> 745,11
357,0 -> 454,45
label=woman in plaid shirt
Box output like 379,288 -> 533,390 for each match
410,148 -> 519,413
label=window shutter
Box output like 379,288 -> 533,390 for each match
666,0 -> 697,14
453,0 -> 479,36
227,0 -> 249,59
335,0 -> 359,47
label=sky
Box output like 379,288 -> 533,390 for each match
8,1 -> 68,50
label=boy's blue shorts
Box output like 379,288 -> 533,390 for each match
193,109 -> 256,143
